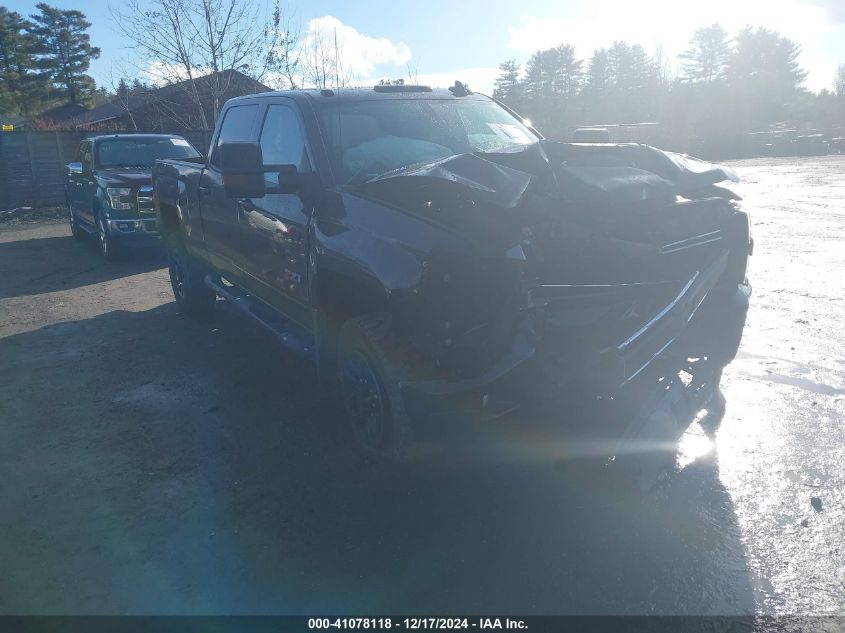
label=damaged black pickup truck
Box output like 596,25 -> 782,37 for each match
153,84 -> 752,460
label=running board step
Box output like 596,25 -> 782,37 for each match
204,274 -> 314,359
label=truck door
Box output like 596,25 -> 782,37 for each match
200,103 -> 260,276
77,141 -> 96,226
67,140 -> 87,219
238,102 -> 314,329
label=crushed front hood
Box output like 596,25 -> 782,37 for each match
543,141 -> 739,204
353,142 -> 739,213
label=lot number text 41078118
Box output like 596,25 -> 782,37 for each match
307,618 -> 528,630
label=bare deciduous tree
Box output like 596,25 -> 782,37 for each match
110,0 -> 298,127
406,61 -> 419,86
300,23 -> 353,89
266,3 -> 300,89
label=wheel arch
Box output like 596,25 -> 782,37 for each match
157,199 -> 181,237
311,268 -> 391,368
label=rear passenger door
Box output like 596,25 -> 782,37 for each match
238,102 -> 314,328
201,103 -> 260,276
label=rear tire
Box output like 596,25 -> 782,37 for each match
167,237 -> 216,317
337,313 -> 419,461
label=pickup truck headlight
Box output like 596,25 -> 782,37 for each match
105,187 -> 133,210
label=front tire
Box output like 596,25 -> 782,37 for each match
67,197 -> 84,240
167,238 -> 216,317
96,212 -> 120,261
699,385 -> 727,437
337,313 -> 418,461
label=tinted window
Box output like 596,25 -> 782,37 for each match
96,138 -> 202,168
82,142 -> 93,172
211,104 -> 259,166
259,105 -> 310,171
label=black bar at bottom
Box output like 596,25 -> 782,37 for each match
0,616 -> 841,633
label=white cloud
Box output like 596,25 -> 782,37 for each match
140,60 -> 196,87
297,16 -> 498,94
805,0 -> 845,24
508,1 -> 831,53
506,0 -> 841,92
301,15 -> 412,80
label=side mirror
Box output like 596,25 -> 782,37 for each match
220,142 -> 265,199
273,164 -> 320,197
67,162 -> 83,176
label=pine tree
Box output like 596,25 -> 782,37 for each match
679,24 -> 731,84
493,60 -> 524,110
579,48 -> 608,121
585,48 -> 609,96
603,41 -> 659,121
524,49 -> 554,103
726,27 -> 807,123
0,7 -> 42,114
606,41 -> 631,92
28,3 -> 100,105
550,44 -> 582,100
628,44 -> 652,91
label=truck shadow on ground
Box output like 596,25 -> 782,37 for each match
0,302 -> 755,615
0,233 -> 165,300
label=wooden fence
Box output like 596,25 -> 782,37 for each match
0,130 -> 212,210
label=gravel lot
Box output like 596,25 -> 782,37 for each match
1,156 -> 843,615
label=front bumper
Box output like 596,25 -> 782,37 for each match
106,217 -> 160,240
402,274 -> 750,429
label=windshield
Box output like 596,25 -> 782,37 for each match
317,97 -> 538,185
96,138 -> 202,168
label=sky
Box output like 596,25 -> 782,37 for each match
6,0 -> 845,94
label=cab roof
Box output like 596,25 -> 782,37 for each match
228,86 -> 490,106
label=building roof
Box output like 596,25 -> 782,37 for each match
75,69 -> 271,128
35,103 -> 89,124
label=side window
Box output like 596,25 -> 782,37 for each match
210,104 -> 259,167
82,142 -> 93,173
259,104 -> 311,174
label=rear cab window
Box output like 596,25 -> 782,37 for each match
210,104 -> 260,167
